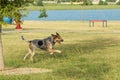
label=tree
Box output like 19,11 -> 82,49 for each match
83,0 -> 92,5
39,8 -> 48,18
0,15 -> 4,71
0,0 -> 31,71
116,0 -> 120,5
98,0 -> 108,5
36,0 -> 43,6
0,0 -> 47,71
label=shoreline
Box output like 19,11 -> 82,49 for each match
25,5 -> 120,10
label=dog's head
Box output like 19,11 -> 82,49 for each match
51,32 -> 64,44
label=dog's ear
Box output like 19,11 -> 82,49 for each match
51,34 -> 55,36
56,32 -> 59,35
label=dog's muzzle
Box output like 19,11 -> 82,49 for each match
59,39 -> 64,44
57,39 -> 64,44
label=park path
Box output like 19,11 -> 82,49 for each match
0,68 -> 52,75
2,29 -> 120,34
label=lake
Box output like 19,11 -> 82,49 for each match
22,9 -> 120,21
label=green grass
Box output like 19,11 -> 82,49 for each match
1,21 -> 120,80
25,4 -> 120,10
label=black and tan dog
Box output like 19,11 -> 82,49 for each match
21,32 -> 63,62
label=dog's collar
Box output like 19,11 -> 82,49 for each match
44,36 -> 55,45
50,36 -> 55,45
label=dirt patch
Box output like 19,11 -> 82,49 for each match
0,68 -> 52,75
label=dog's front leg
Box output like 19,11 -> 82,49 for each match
46,40 -> 62,54
55,50 -> 62,53
48,49 -> 62,54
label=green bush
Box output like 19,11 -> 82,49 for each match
36,0 -> 43,6
24,3 -> 34,6
116,0 -> 120,5
39,8 -> 48,18
106,0 -> 116,2
83,0 -> 92,5
71,0 -> 76,2
99,0 -> 108,5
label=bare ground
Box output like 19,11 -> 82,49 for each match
0,68 -> 52,75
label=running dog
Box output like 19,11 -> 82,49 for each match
21,32 -> 64,62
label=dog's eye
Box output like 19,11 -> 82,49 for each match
57,36 -> 61,39
58,37 -> 61,39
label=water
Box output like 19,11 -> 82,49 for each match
22,9 -> 120,21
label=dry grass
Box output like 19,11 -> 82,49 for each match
3,20 -> 120,31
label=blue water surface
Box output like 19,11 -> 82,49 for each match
22,9 -> 120,21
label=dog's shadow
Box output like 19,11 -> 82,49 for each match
62,37 -> 119,54
34,51 -> 67,63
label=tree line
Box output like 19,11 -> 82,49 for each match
0,0 -> 47,71
27,0 -> 120,6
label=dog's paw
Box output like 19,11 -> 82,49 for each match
57,50 -> 62,53
50,52 -> 53,55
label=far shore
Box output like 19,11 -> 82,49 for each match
25,5 -> 120,10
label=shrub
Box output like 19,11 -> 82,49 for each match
83,0 -> 93,5
36,0 -> 43,6
39,8 -> 48,18
116,0 -> 120,5
99,0 -> 108,5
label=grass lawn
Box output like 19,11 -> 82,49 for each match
0,21 -> 120,80
25,4 -> 120,10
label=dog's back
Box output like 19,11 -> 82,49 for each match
21,35 -> 55,50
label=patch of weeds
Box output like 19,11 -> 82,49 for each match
0,75 -> 30,80
54,62 -> 111,80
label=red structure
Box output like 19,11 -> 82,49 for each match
15,24 -> 22,29
89,20 -> 107,27
15,19 -> 22,30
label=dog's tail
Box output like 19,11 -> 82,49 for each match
21,35 -> 30,43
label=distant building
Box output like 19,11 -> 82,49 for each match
42,0 -> 119,4
92,0 -> 119,4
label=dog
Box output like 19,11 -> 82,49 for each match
21,32 -> 64,62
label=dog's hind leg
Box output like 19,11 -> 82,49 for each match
23,48 -> 32,61
30,49 -> 35,62
28,43 -> 36,62
23,52 -> 29,61
23,43 -> 35,62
